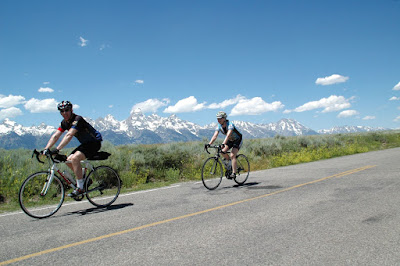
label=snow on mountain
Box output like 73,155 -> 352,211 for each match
269,118 -> 317,136
232,118 -> 316,137
94,114 -> 125,132
230,120 -> 274,138
25,123 -> 57,136
0,118 -> 56,136
318,125 -> 389,134
109,111 -> 202,139
0,113 -> 392,149
161,114 -> 200,136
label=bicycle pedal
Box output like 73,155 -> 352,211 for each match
72,194 -> 84,201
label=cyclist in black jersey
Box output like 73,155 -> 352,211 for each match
43,101 -> 102,196
206,111 -> 243,179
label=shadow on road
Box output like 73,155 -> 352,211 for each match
233,182 -> 260,188
205,181 -> 284,192
233,182 -> 283,190
246,185 -> 284,190
64,203 -> 134,217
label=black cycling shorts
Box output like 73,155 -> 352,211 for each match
226,138 -> 243,150
71,141 -> 101,159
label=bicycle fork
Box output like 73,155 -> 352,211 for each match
40,167 -> 56,196
209,157 -> 219,175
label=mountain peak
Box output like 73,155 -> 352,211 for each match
3,118 -> 17,127
0,114 -> 391,149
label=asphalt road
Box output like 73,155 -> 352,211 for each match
1,148 -> 400,265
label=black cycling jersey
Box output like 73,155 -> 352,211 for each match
58,114 -> 102,144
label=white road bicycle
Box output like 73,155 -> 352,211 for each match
18,149 -> 121,219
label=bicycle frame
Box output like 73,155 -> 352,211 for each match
33,149 -> 95,196
205,145 -> 231,171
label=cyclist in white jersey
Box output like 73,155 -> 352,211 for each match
206,111 -> 243,179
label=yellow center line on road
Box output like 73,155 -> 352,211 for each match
0,165 -> 376,265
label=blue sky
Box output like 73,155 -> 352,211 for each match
1,0 -> 399,131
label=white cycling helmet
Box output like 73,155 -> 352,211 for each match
216,111 -> 227,119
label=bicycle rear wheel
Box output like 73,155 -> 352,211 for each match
85,166 -> 121,207
201,157 -> 223,190
19,171 -> 65,219
234,154 -> 250,185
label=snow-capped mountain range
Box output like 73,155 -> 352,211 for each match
0,111 -> 390,149
317,125 -> 388,134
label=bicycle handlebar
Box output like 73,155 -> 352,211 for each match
32,149 -> 45,164
204,144 -> 227,154
32,149 -> 67,164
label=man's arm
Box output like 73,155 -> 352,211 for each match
56,128 -> 77,151
44,130 -> 63,150
223,130 -> 233,145
208,131 -> 219,145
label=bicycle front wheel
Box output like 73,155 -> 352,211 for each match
234,154 -> 250,185
86,166 -> 121,207
19,172 -> 65,219
201,157 -> 223,190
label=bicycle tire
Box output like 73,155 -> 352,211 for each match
19,171 -> 65,219
201,157 -> 223,190
234,154 -> 250,185
85,166 -> 121,207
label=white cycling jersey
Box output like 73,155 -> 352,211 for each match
215,120 -> 242,142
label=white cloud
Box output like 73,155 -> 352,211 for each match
208,95 -> 246,109
393,82 -> 400,91
290,95 -> 352,113
337,110 -> 359,118
315,74 -> 349,86
363,116 -> 376,120
0,107 -> 23,120
131,98 -> 170,114
389,96 -> 400,101
0,94 -> 26,108
79,36 -> 88,47
135,80 -> 144,84
394,116 -> 400,122
24,98 -> 58,113
38,87 -> 54,93
164,96 -> 206,113
230,97 -> 284,116
99,44 -> 111,51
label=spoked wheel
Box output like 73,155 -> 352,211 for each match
201,157 -> 223,190
234,154 -> 250,185
19,171 -> 65,219
85,166 -> 121,207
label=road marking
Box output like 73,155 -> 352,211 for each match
0,165 -> 376,265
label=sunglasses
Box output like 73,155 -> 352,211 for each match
60,109 -> 71,113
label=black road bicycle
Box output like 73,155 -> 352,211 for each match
18,149 -> 121,219
201,145 -> 250,190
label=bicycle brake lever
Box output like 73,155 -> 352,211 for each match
32,149 -> 45,164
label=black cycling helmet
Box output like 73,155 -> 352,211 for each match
57,100 -> 73,111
